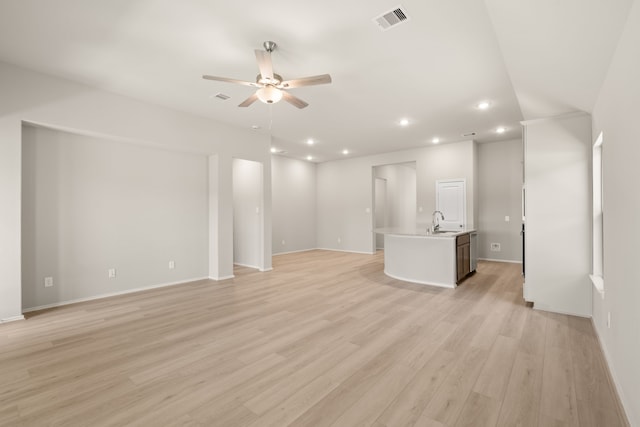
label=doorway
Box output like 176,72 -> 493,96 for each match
372,162 -> 417,251
232,158 -> 264,270
374,178 -> 387,249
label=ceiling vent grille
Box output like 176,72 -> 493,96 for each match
214,93 -> 230,101
373,6 -> 410,31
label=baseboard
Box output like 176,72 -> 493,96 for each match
591,318 -> 632,426
259,267 -> 273,272
233,262 -> 261,269
383,269 -> 455,289
477,258 -> 522,264
1,315 -> 25,323
208,275 -> 235,281
23,277 -> 209,313
272,248 -> 316,256
315,247 -> 376,255
532,305 -> 591,319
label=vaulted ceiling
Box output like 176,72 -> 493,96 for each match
0,0 -> 633,161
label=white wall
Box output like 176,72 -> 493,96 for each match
592,1 -> 640,424
374,163 -> 417,231
22,126 -> 209,309
233,158 -> 263,269
0,61 -> 272,321
524,113 -> 591,317
271,155 -> 316,254
317,140 -> 476,253
477,139 -> 523,262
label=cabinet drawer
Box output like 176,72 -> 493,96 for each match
456,233 -> 470,246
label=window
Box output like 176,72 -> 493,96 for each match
591,131 -> 604,297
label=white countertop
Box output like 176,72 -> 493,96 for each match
374,227 -> 477,238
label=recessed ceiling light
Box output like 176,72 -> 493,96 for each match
251,125 -> 260,130
432,137 -> 440,144
496,126 -> 506,134
342,149 -> 349,155
270,147 -> 277,153
399,118 -> 409,126
307,138 -> 314,145
477,101 -> 490,110
306,155 -> 313,161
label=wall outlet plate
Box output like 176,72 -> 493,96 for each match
490,243 -> 501,252
108,268 -> 116,279
169,261 -> 175,269
44,276 -> 53,288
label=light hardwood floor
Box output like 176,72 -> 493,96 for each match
0,250 -> 628,426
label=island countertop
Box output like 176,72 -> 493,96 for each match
374,227 -> 476,238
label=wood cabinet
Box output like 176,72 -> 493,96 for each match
456,233 -> 471,283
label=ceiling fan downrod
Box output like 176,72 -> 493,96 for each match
263,41 -> 277,53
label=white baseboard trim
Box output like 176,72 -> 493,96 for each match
591,318 -> 632,426
532,305 -> 591,319
272,248 -> 316,256
383,270 -> 455,289
259,267 -> 273,272
23,276 -> 209,313
315,247 -> 376,255
209,275 -> 235,281
477,258 -> 523,264
1,315 -> 26,323
233,262 -> 261,270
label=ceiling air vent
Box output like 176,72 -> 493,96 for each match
373,6 -> 410,31
214,93 -> 230,101
462,132 -> 477,137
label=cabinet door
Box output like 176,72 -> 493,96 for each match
457,245 -> 465,282
463,244 -> 471,276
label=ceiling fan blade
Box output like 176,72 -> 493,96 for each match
254,49 -> 274,80
279,74 -> 332,89
282,91 -> 309,109
238,93 -> 259,107
202,75 -> 258,87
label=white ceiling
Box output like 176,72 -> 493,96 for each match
0,0 -> 633,162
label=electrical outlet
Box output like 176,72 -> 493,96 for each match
505,215 -> 510,222
281,240 -> 286,245
337,237 -> 342,244
607,312 -> 611,328
108,268 -> 116,279
490,243 -> 501,252
44,276 -> 53,288
169,261 -> 175,269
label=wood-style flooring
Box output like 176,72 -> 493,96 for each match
0,250 -> 628,426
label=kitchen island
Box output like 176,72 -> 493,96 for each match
375,227 -> 477,288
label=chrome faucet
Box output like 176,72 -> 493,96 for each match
431,210 -> 445,232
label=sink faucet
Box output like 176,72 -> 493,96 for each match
431,211 -> 445,232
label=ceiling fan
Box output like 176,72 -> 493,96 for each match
203,41 -> 331,109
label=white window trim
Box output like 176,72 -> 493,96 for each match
592,131 -> 604,299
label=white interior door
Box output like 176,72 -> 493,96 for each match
436,179 -> 466,230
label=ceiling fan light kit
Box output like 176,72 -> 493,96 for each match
256,85 -> 283,104
203,41 -> 331,109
